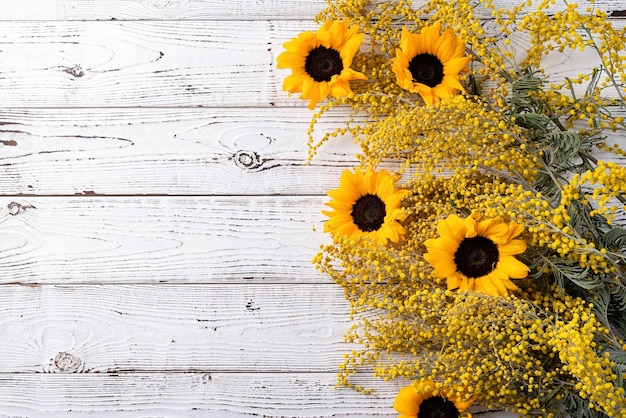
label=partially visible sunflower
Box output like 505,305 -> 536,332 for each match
322,168 -> 409,245
276,20 -> 367,110
392,22 -> 471,105
394,381 -> 475,418
423,214 -> 529,296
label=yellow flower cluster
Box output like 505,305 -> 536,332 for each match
334,286 -> 626,416
282,0 -> 626,416
519,1 -> 626,78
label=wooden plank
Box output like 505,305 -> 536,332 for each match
0,107 -> 623,196
0,372 -> 514,418
0,20 -> 625,108
0,0 -> 329,20
0,20 -> 300,108
0,107 -> 361,196
0,0 -> 622,20
0,196 -> 330,284
0,284 -> 355,373
0,372 -> 401,418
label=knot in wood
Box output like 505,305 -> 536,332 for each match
233,150 -> 262,171
7,202 -> 23,216
64,65 -> 84,78
53,351 -> 82,373
7,202 -> 35,215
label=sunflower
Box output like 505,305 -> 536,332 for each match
394,381 -> 475,418
423,214 -> 529,297
322,168 -> 409,245
392,22 -> 471,105
276,20 -> 367,110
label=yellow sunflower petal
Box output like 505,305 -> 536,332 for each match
503,278 -> 521,291
485,274 -> 508,296
330,77 -> 352,98
431,258 -> 458,278
276,51 -> 306,69
424,236 -> 458,254
342,67 -> 368,81
376,223 -> 397,244
498,238 -> 527,256
447,273 -> 464,290
400,27 -> 413,56
438,214 -> 466,240
463,277 -> 476,291
431,84 -> 454,101
474,277 -> 491,294
439,77 -> 464,93
421,21 -> 441,53
340,35 -> 365,66
434,30 -> 456,61
505,222 -> 525,240
282,74 -> 303,94
385,192 -> 406,209
444,56 -> 472,75
393,385 -> 424,417
497,256 -> 530,278
281,32 -> 316,54
462,216 -> 478,238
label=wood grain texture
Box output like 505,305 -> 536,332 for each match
0,107 -> 361,196
0,372 -> 400,418
0,284 -> 354,373
0,196 -> 330,284
0,20 -> 624,108
0,107 -> 623,196
0,0 -> 621,20
0,20 -> 296,108
0,1 -> 623,417
0,373 -> 517,418
1,194 -> 623,285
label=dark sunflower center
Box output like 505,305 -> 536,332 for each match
409,53 -> 444,87
454,235 -> 499,278
304,46 -> 343,82
351,194 -> 386,232
418,396 -> 460,418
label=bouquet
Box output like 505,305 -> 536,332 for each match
277,0 -> 626,416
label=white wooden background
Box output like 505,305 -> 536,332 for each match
0,1 -> 624,417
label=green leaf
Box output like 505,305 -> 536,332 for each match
603,227 -> 626,252
550,258 -> 601,290
541,131 -> 580,169
513,112 -> 551,132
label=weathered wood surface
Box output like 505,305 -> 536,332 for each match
0,373 -> 400,418
0,20 -> 624,108
0,0 -> 624,416
0,0 -> 623,20
0,108 -> 361,196
0,108 -> 623,196
0,284 -> 353,372
0,197 -> 329,284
